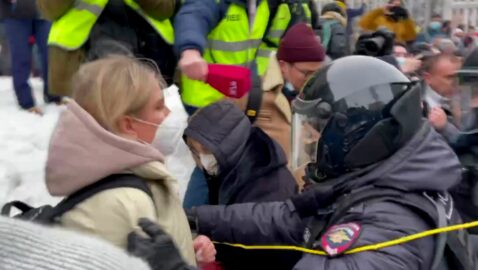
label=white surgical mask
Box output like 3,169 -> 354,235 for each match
132,116 -> 184,156
152,113 -> 185,156
199,153 -> 219,176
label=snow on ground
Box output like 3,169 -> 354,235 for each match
0,77 -> 61,207
0,77 -> 194,209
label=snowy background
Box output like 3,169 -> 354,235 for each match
0,77 -> 194,209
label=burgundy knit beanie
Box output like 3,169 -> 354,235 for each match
277,23 -> 326,63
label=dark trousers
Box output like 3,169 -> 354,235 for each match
4,18 -> 59,109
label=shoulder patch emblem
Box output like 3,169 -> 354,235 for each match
321,222 -> 362,257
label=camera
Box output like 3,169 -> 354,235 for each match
355,28 -> 396,57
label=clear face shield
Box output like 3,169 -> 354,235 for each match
455,70 -> 478,132
291,99 -> 331,170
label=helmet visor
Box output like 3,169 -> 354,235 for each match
291,113 -> 323,170
291,82 -> 411,170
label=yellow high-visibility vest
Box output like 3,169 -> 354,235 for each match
181,1 -> 270,108
48,0 -> 174,50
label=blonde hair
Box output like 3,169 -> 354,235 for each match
72,56 -> 166,133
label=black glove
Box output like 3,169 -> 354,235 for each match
290,179 -> 343,219
128,218 -> 191,270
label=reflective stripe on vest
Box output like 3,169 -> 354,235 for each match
181,1 -> 270,108
48,0 -> 173,50
256,3 -> 291,76
48,0 -> 108,50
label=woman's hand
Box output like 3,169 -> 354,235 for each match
194,235 -> 217,266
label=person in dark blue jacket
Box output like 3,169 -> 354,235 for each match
184,100 -> 299,270
0,0 -> 61,113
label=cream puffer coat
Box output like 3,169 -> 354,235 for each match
45,101 -> 196,266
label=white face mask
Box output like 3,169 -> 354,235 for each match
152,113 -> 185,156
199,153 -> 219,176
133,115 -> 184,156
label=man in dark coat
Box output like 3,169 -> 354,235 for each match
184,100 -> 299,269
0,0 -> 61,113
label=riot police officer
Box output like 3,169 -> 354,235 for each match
129,56 -> 477,270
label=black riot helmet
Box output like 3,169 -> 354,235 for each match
291,56 -> 424,180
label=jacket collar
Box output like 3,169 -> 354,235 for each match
424,84 -> 451,110
46,101 -> 165,196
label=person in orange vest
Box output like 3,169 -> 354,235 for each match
359,0 -> 416,44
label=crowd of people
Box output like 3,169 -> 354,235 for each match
1,0 -> 478,270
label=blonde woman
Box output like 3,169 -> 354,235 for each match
45,56 -> 214,267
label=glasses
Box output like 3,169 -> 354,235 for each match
291,64 -> 317,78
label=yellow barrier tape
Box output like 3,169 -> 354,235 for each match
213,220 -> 478,256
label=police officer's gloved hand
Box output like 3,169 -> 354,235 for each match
290,179 -> 343,219
128,218 -> 192,270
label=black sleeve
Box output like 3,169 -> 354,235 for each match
196,201 -> 306,245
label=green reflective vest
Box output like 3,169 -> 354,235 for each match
256,2 -> 291,76
48,0 -> 174,50
181,1 -> 270,108
256,1 -> 312,76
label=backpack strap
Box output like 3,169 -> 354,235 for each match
427,193 -> 450,270
327,188 -> 478,270
245,66 -> 263,123
50,174 -> 154,219
1,201 -> 35,216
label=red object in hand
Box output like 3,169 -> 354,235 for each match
206,64 -> 252,99
200,262 -> 224,270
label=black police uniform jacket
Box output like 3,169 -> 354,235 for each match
193,123 -> 477,270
